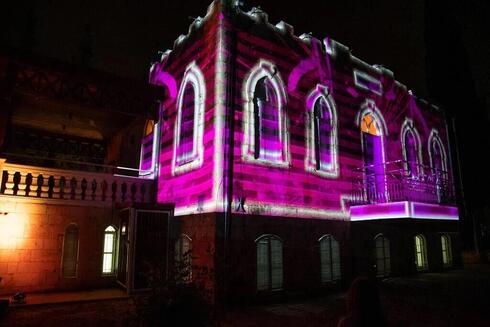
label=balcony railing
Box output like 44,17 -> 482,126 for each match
350,160 -> 456,206
0,161 -> 154,205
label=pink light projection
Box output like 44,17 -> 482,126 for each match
350,201 -> 459,221
147,2 -> 458,220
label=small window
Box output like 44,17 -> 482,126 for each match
62,224 -> 79,278
374,234 -> 391,277
414,234 -> 428,271
102,226 -> 117,275
441,234 -> 452,267
319,235 -> 341,283
175,234 -> 192,282
256,235 -> 283,291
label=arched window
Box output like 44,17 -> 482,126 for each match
256,234 -> 283,291
319,235 -> 341,283
428,130 -> 448,202
102,226 -> 117,275
306,85 -> 338,177
374,234 -> 391,277
175,234 -> 192,282
441,234 -> 452,267
173,61 -> 205,175
62,224 -> 79,278
401,119 -> 422,176
357,100 -> 387,202
243,60 -> 289,166
414,234 -> 428,271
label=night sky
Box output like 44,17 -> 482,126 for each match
1,0 -> 490,223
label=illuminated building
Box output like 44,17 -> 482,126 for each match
0,0 -> 460,302
148,0 -> 460,301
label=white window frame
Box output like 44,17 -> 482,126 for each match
242,59 -> 289,167
102,225 -> 117,275
428,129 -> 448,174
172,61 -> 206,175
256,234 -> 284,291
319,234 -> 341,284
305,84 -> 339,178
414,234 -> 428,271
441,234 -> 453,268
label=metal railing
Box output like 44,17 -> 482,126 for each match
351,160 -> 456,206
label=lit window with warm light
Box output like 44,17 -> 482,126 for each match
102,226 -> 117,275
414,234 -> 428,271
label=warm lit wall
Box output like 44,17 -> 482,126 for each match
0,197 -> 117,294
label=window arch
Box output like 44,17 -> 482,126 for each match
172,61 -> 206,175
305,85 -> 339,177
356,100 -> 388,202
256,234 -> 283,291
374,234 -> 391,277
175,234 -> 192,282
441,234 -> 452,267
401,119 -> 423,176
428,129 -> 448,177
319,235 -> 341,283
242,60 -> 289,166
61,224 -> 79,278
414,234 -> 428,271
102,226 -> 117,275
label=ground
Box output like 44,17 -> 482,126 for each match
1,265 -> 489,327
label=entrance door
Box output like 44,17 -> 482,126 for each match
133,210 -> 169,290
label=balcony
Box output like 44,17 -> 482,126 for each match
0,160 -> 155,206
350,160 -> 458,221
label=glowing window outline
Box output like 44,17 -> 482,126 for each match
242,59 -> 289,167
172,61 -> 206,176
102,225 -> 117,275
305,84 -> 339,178
440,234 -> 452,268
401,118 -> 423,175
428,129 -> 448,174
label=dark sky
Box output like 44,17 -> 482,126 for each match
1,0 -> 488,107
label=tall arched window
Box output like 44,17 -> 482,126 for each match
306,85 -> 339,177
256,234 -> 283,291
319,235 -> 341,283
414,234 -> 428,271
441,234 -> 452,268
102,226 -> 117,275
357,100 -> 387,202
374,234 -> 391,277
175,234 -> 192,282
243,60 -> 289,166
173,61 -> 205,175
401,119 -> 422,176
62,224 -> 79,278
428,130 -> 448,202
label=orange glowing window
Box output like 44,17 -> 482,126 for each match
361,113 -> 380,136
144,119 -> 155,137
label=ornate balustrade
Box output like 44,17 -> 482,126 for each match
0,161 -> 154,205
350,160 -> 456,206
